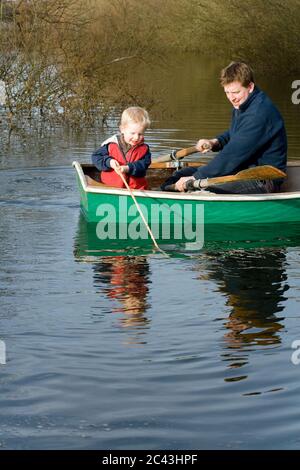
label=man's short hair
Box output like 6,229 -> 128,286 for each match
220,62 -> 255,87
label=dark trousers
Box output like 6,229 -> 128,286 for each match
161,167 -> 279,194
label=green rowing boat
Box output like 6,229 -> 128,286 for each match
73,161 -> 300,244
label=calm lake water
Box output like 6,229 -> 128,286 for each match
1,56 -> 300,450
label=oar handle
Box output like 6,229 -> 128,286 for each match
174,146 -> 198,159
153,145 -> 198,163
150,161 -> 206,169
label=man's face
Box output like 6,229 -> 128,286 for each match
223,80 -> 255,109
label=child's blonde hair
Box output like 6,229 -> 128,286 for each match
120,107 -> 151,128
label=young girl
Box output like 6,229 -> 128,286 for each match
92,107 -> 151,189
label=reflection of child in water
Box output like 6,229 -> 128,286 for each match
105,256 -> 150,328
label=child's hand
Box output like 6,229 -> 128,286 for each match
110,160 -> 129,174
110,159 -> 120,171
119,165 -> 129,174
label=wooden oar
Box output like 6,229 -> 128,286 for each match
115,166 -> 169,256
200,165 -> 286,187
165,165 -> 286,191
153,146 -> 198,163
150,161 -> 206,169
153,142 -> 213,164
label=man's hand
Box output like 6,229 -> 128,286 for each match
175,176 -> 195,192
196,138 -> 219,153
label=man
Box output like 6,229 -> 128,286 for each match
162,62 -> 287,194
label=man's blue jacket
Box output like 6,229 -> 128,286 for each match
193,86 -> 287,180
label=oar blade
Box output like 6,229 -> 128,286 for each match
207,165 -> 286,186
236,165 -> 286,180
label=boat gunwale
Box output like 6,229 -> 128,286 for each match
72,161 -> 300,202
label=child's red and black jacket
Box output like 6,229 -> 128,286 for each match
92,134 -> 151,189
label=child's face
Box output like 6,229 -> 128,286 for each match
120,122 -> 146,147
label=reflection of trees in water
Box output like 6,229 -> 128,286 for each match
197,249 -> 289,377
92,256 -> 151,343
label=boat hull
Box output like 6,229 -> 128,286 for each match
73,161 -> 300,243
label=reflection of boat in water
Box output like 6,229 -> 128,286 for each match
73,212 -> 300,258
74,213 -> 154,258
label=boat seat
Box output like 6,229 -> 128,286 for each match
85,175 -> 116,189
85,175 -> 106,187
